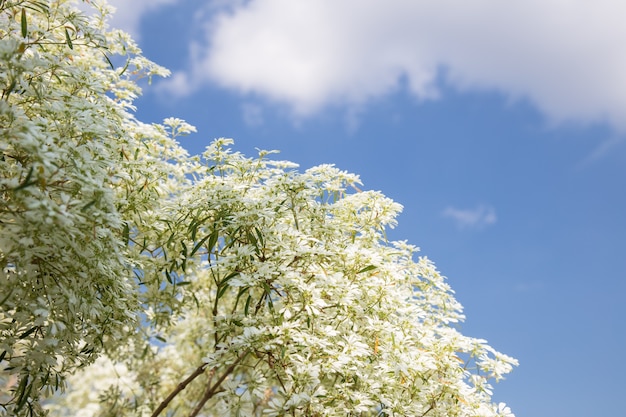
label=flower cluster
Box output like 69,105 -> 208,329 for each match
0,1 -> 190,414
49,140 -> 517,417
1,1 -> 516,416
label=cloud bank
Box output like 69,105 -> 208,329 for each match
161,0 -> 626,131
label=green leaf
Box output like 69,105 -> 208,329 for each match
254,227 -> 264,248
20,8 -> 27,38
119,58 -> 130,76
101,50 -> 114,70
244,295 -> 252,316
207,230 -> 219,253
122,222 -> 129,244
4,77 -> 17,96
191,233 -> 211,257
189,221 -> 198,241
81,199 -> 97,212
19,326 -> 37,339
357,265 -> 378,274
64,27 -> 73,49
40,370 -> 50,387
23,1 -> 49,14
15,375 -> 31,412
180,241 -> 188,271
216,282 -> 230,300
261,281 -> 271,294
220,271 -> 240,287
191,292 -> 200,309
246,229 -> 257,246
14,166 -> 36,191
233,286 -> 249,311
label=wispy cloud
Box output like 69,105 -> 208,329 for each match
241,103 -> 264,127
442,205 -> 497,230
578,135 -> 626,168
160,0 -> 626,132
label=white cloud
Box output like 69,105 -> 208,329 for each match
166,0 -> 626,131
442,204 -> 497,230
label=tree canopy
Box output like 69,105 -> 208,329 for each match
0,1 -> 517,416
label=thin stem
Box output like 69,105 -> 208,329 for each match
189,350 -> 250,417
151,363 -> 209,417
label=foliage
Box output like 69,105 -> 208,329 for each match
0,1 -> 517,416
0,0 -> 190,414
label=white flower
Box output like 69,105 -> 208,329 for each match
3,1 -> 516,415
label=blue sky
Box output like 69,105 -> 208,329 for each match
104,1 -> 626,415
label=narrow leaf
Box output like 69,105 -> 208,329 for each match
21,8 -> 27,38
31,2 -> 50,13
14,166 -> 35,191
220,271 -> 240,286
40,370 -> 50,387
81,199 -> 97,212
19,326 -> 37,339
190,233 -> 211,257
233,286 -> 249,311
216,282 -> 230,300
247,230 -> 257,246
15,376 -> 31,412
101,51 -> 114,70
244,295 -> 252,316
254,227 -> 264,247
122,222 -> 129,244
64,27 -> 73,49
207,230 -> 219,253
189,221 -> 198,241
119,58 -> 130,76
357,265 -> 378,274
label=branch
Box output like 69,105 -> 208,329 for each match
189,350 -> 250,417
151,363 -> 209,417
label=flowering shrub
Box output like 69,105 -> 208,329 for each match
0,1 -> 190,414
0,1 -> 517,416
